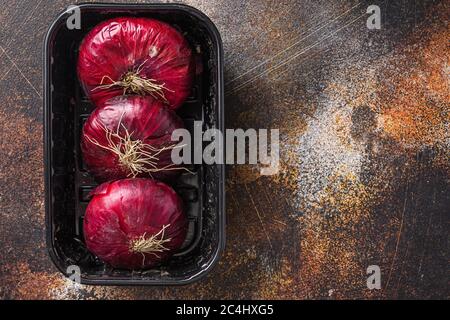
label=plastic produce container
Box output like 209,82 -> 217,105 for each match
44,3 -> 225,285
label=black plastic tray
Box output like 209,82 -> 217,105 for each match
44,3 -> 225,286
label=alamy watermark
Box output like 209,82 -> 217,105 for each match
66,3 -> 382,31
61,4 -> 387,289
367,265 -> 381,290
66,5 -> 81,30
171,123 -> 280,175
67,265 -> 81,284
367,5 -> 381,30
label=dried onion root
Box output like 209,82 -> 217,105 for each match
130,225 -> 171,256
85,117 -> 187,178
92,60 -> 173,103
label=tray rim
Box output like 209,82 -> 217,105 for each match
43,2 -> 225,286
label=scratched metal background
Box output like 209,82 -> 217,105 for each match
0,0 -> 448,299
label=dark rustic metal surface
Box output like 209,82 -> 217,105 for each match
0,0 -> 448,299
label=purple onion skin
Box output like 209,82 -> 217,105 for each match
83,179 -> 187,270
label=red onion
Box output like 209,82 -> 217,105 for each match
83,179 -> 187,269
77,17 -> 195,109
81,96 -> 185,182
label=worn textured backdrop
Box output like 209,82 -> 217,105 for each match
0,0 -> 449,299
